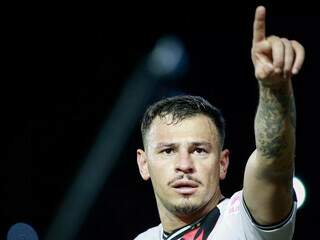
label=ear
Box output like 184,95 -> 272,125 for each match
219,149 -> 230,180
137,149 -> 150,181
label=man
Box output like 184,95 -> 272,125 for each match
135,6 -> 305,240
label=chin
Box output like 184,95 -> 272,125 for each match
172,198 -> 202,215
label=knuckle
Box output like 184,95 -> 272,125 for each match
281,38 -> 290,45
291,40 -> 305,55
267,35 -> 280,41
268,35 -> 277,39
291,40 -> 303,48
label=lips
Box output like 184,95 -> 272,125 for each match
171,180 -> 199,195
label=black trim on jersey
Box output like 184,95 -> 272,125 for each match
162,218 -> 203,240
196,207 -> 220,239
163,225 -> 189,239
242,189 -> 297,230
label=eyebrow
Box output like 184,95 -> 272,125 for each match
192,142 -> 212,148
155,141 -> 212,149
155,143 -> 177,149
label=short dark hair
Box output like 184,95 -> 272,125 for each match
141,95 -> 225,148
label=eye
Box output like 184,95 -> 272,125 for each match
162,148 -> 174,154
194,148 -> 207,154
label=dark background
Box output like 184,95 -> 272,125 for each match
2,2 -> 319,239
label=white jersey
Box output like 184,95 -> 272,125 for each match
134,190 -> 297,240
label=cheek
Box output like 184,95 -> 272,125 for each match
199,162 -> 220,184
148,162 -> 170,188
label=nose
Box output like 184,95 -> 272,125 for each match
175,151 -> 195,174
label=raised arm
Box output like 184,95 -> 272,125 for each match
243,6 -> 305,225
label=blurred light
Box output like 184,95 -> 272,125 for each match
148,36 -> 186,76
7,223 -> 39,240
45,34 -> 187,240
293,176 -> 306,209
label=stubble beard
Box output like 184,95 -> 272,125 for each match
173,200 -> 199,215
169,196 -> 203,216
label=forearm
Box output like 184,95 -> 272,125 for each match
243,6 -> 304,225
254,80 -> 296,173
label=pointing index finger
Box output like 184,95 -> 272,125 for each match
253,6 -> 266,43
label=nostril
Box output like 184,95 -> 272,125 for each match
175,165 -> 195,174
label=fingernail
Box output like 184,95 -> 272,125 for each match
292,68 -> 299,74
275,68 -> 281,73
265,63 -> 273,70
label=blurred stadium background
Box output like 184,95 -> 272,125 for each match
2,3 -> 319,239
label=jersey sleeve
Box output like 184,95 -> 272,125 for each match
231,190 -> 297,240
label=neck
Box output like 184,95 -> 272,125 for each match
157,188 -> 223,233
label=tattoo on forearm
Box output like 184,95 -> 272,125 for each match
255,85 -> 296,159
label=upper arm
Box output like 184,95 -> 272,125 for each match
243,149 -> 294,226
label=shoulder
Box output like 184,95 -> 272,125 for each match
134,224 -> 162,240
213,190 -> 297,239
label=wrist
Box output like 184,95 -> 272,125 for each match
258,79 -> 293,95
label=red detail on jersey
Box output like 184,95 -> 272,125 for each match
182,227 -> 204,240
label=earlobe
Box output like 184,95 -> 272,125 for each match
137,149 -> 150,181
219,149 -> 230,180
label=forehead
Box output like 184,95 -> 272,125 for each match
146,114 -> 218,146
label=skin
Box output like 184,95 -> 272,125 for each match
244,6 -> 304,225
137,115 -> 229,232
137,5 -> 305,233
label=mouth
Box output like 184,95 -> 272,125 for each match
171,180 -> 199,195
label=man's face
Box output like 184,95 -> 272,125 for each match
137,114 -> 229,216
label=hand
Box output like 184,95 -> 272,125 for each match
251,6 -> 305,87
